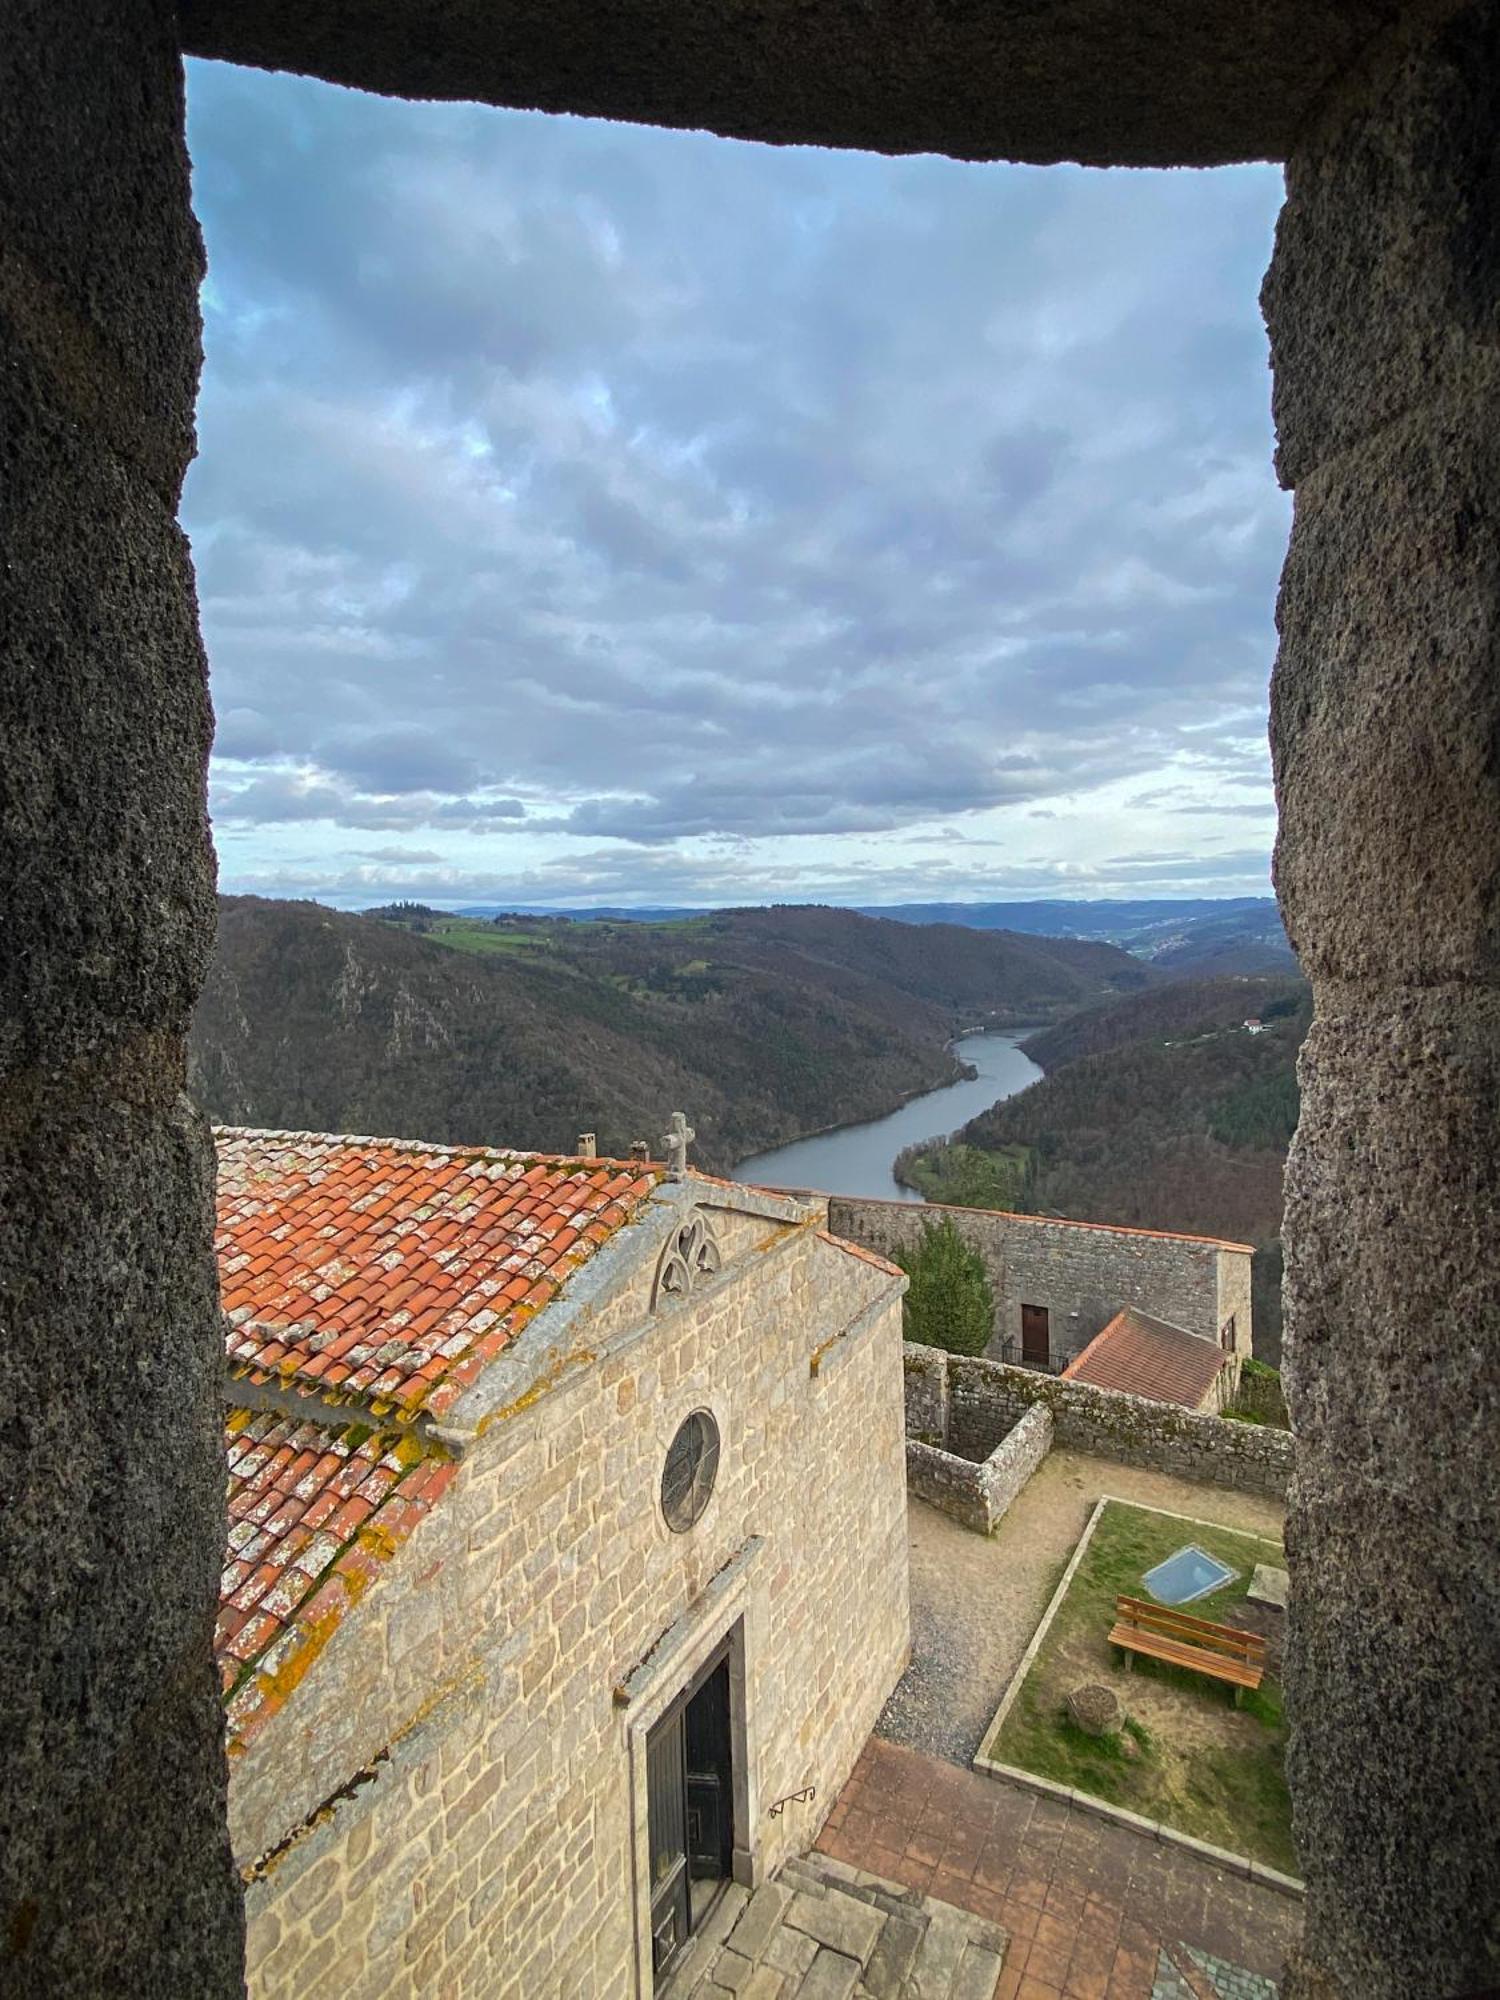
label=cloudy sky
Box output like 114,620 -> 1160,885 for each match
184,62 -> 1288,912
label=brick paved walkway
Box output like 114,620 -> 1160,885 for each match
814,1738 -> 1300,2000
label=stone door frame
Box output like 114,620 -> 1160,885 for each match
623,1583 -> 758,1998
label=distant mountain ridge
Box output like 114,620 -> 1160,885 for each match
189,899 -> 1151,1174
449,896 -> 1297,978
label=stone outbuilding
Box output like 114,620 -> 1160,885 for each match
212,1129 -> 909,1999
828,1196 -> 1253,1375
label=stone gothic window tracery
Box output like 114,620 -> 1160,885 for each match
651,1209 -> 722,1309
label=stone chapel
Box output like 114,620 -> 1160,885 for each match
212,1125 -> 910,1998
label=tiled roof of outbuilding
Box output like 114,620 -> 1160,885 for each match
215,1128 -> 662,1422
1061,1307 -> 1229,1409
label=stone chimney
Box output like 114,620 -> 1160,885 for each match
629,1140 -> 650,1163
576,1132 -> 596,1159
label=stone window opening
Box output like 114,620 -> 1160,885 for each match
661,1410 -> 720,1534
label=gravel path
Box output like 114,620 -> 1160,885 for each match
876,1448 -> 1287,1766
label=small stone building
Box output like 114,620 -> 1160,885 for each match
212,1128 -> 909,1999
828,1196 -> 1253,1374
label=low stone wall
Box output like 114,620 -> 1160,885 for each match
978,1402 -> 1054,1526
903,1341 -> 949,1445
905,1345 -> 1293,1501
1228,1360 -> 1290,1429
906,1399 -> 1053,1534
906,1440 -> 993,1533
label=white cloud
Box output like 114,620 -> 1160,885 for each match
185,63 -> 1287,904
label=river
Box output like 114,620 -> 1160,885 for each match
728,1031 -> 1043,1203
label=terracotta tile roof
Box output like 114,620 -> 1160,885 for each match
1061,1307 -> 1229,1409
215,1128 -> 662,1421
218,1407 -> 459,1754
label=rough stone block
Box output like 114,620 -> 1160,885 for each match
1264,3 -> 1500,488
784,1891 -> 882,1965
791,1946 -> 861,2000
950,1943 -> 1005,2000
765,1925 -> 819,1979
861,1910 -> 925,1998
740,1967 -> 787,2000
1271,405 -> 1500,987
729,1881 -> 793,1964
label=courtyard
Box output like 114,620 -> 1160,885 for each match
982,1500 -> 1293,1876
856,1458 -> 1297,1995
878,1453 -> 1287,1769
816,1738 -> 1298,1999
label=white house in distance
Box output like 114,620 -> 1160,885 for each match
212,1126 -> 909,2000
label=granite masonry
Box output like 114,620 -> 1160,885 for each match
218,1146 -> 910,2000
829,1196 -> 1252,1372
8,2 -> 1499,1994
905,1347 -> 1293,1515
905,1403 -> 1055,1536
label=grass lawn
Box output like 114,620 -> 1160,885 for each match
983,1498 -> 1295,1875
422,920 -> 554,959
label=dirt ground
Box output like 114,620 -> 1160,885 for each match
877,1448 -> 1287,1765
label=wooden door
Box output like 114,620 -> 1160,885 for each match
646,1641 -> 735,1984
646,1709 -> 690,1978
1020,1303 -> 1050,1368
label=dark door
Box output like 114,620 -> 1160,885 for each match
1021,1303 -> 1050,1368
685,1658 -> 733,1924
646,1646 -> 735,1984
646,1713 -> 690,1976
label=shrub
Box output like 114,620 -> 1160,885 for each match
894,1216 -> 994,1356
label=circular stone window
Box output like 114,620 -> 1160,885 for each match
661,1410 -> 720,1533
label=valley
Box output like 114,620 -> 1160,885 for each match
189,898 -> 1302,1359
189,897 -> 1148,1176
896,974 -> 1308,1362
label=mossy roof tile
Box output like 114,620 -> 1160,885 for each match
215,1127 -> 662,1419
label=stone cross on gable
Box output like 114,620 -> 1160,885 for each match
662,1111 -> 694,1180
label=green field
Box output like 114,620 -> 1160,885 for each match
985,1500 -> 1295,1874
897,1139 -> 1031,1209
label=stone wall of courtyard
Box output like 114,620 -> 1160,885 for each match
830,1196 -> 1253,1368
905,1345 -> 1292,1502
906,1403 -> 1055,1534
233,1197 -> 910,2000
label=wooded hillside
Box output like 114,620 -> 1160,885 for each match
900,975 -> 1309,1363
189,898 -> 1150,1174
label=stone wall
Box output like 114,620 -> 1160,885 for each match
1228,1362 -> 1290,1430
902,1340 -> 950,1446
905,1346 -> 1292,1502
1,6 -> 242,1993
1264,5 -> 1500,1990
905,1403 -> 1054,1536
830,1196 -> 1251,1369
236,1217 -> 909,1999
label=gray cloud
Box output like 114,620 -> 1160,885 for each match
225,843 -> 1274,913
211,770 -> 526,831
185,65 -> 1286,879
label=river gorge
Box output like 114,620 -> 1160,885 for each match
728,1030 -> 1042,1203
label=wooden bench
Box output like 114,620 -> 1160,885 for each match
1108,1595 -> 1266,1705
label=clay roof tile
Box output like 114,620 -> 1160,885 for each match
1060,1308 -> 1229,1409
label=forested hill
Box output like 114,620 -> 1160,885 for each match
899,975 -> 1310,1363
188,898 -> 1149,1174
1019,974 -> 1306,1071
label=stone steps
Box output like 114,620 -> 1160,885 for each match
664,1853 -> 1007,2000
